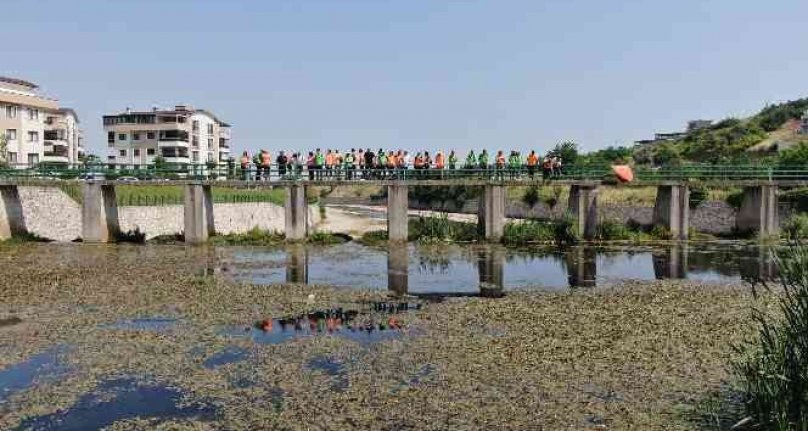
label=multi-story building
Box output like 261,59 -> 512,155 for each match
0,76 -> 84,166
104,105 -> 231,166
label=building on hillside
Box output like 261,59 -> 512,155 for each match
800,109 -> 808,134
104,105 -> 231,166
0,77 -> 84,166
635,119 -> 712,146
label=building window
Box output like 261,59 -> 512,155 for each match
207,123 -> 214,134
6,129 -> 16,141
192,136 -> 199,147
192,151 -> 199,162
147,132 -> 155,140
27,131 -> 38,142
6,105 -> 17,119
118,133 -> 127,141
192,120 -> 199,131
119,149 -> 127,157
108,131 -> 115,143
8,152 -> 17,163
133,132 -> 141,141
147,148 -> 155,156
207,152 -> 214,162
27,153 -> 39,165
108,156 -> 115,162
207,137 -> 213,148
133,149 -> 140,157
28,108 -> 39,120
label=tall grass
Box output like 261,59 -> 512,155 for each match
503,218 -> 579,245
732,244 -> 808,430
410,213 -> 478,243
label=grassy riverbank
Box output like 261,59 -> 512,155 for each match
0,243 -> 758,429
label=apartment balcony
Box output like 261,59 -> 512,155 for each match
43,146 -> 70,164
157,130 -> 190,147
44,130 -> 67,141
44,140 -> 68,150
219,138 -> 230,149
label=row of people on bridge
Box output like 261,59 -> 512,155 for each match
239,149 -> 564,180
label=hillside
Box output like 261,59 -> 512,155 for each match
638,97 -> 808,165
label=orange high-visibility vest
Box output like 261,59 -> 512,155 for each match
435,153 -> 445,169
325,153 -> 335,166
260,152 -> 271,167
527,154 -> 538,166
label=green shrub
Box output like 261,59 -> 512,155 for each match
726,190 -> 745,210
522,186 -> 540,208
502,218 -> 579,245
783,214 -> 808,240
410,214 -> 478,243
780,188 -> 808,213
595,219 -> 637,241
209,227 -> 284,246
732,244 -> 808,429
689,187 -> 708,209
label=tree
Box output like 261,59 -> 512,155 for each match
779,142 -> 808,166
550,141 -> 579,165
0,134 -> 7,167
152,155 -> 167,170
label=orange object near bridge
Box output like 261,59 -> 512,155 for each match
612,165 -> 634,183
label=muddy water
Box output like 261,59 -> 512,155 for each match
214,242 -> 776,295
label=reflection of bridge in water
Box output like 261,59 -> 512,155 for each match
279,244 -> 778,296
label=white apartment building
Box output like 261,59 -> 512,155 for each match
104,105 -> 231,166
0,77 -> 84,166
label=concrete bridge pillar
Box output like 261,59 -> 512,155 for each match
387,185 -> 409,242
285,244 -> 309,284
0,185 -> 26,240
184,184 -> 215,244
736,185 -> 779,238
653,184 -> 690,240
568,184 -> 598,240
478,247 -> 505,297
285,184 -> 309,240
387,244 -> 409,296
478,185 -> 505,242
82,183 -> 120,243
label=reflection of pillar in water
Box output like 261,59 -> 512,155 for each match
566,247 -> 597,288
478,246 -> 504,297
741,246 -> 777,283
388,244 -> 409,296
286,244 -> 309,284
652,245 -> 688,280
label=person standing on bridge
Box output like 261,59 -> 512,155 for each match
240,151 -> 251,181
508,150 -> 520,180
306,151 -> 315,181
526,150 -> 538,179
363,148 -> 374,179
495,150 -> 506,181
314,148 -> 325,180
435,151 -> 446,180
465,150 -> 476,175
260,149 -> 272,181
478,150 -> 490,179
448,150 -> 457,171
345,149 -> 356,180
276,151 -> 288,179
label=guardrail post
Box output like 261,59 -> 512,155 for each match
0,185 -> 27,240
653,184 -> 690,240
568,183 -> 598,240
736,184 -> 779,239
183,184 -> 215,244
82,182 -> 120,242
285,184 -> 308,240
387,184 -> 408,242
478,184 -> 505,242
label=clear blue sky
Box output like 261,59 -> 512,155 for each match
3,0 -> 808,156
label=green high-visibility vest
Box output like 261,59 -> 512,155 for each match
465,153 -> 476,166
448,154 -> 458,165
315,153 -> 325,165
478,153 -> 489,166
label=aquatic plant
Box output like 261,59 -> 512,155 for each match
732,244 -> 808,429
409,213 -> 478,243
783,214 -> 808,240
502,218 -> 578,245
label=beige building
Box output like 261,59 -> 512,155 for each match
0,77 -> 85,166
104,105 -> 231,166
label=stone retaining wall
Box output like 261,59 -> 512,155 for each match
15,187 -> 308,241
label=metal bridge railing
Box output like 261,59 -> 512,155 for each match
0,163 -> 807,183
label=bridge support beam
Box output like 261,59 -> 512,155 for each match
568,184 -> 599,240
478,185 -> 505,242
566,247 -> 597,287
285,185 -> 309,241
388,244 -> 409,296
653,184 -> 690,240
736,185 -> 779,238
652,245 -> 688,279
82,183 -> 120,243
387,185 -> 409,242
184,184 -> 215,244
0,185 -> 26,240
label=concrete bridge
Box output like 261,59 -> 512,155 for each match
0,177 -> 795,242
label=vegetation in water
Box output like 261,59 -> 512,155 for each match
502,218 -> 579,245
732,244 -> 808,430
409,214 -> 479,243
783,214 -> 808,240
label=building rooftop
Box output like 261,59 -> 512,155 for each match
0,76 -> 39,89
